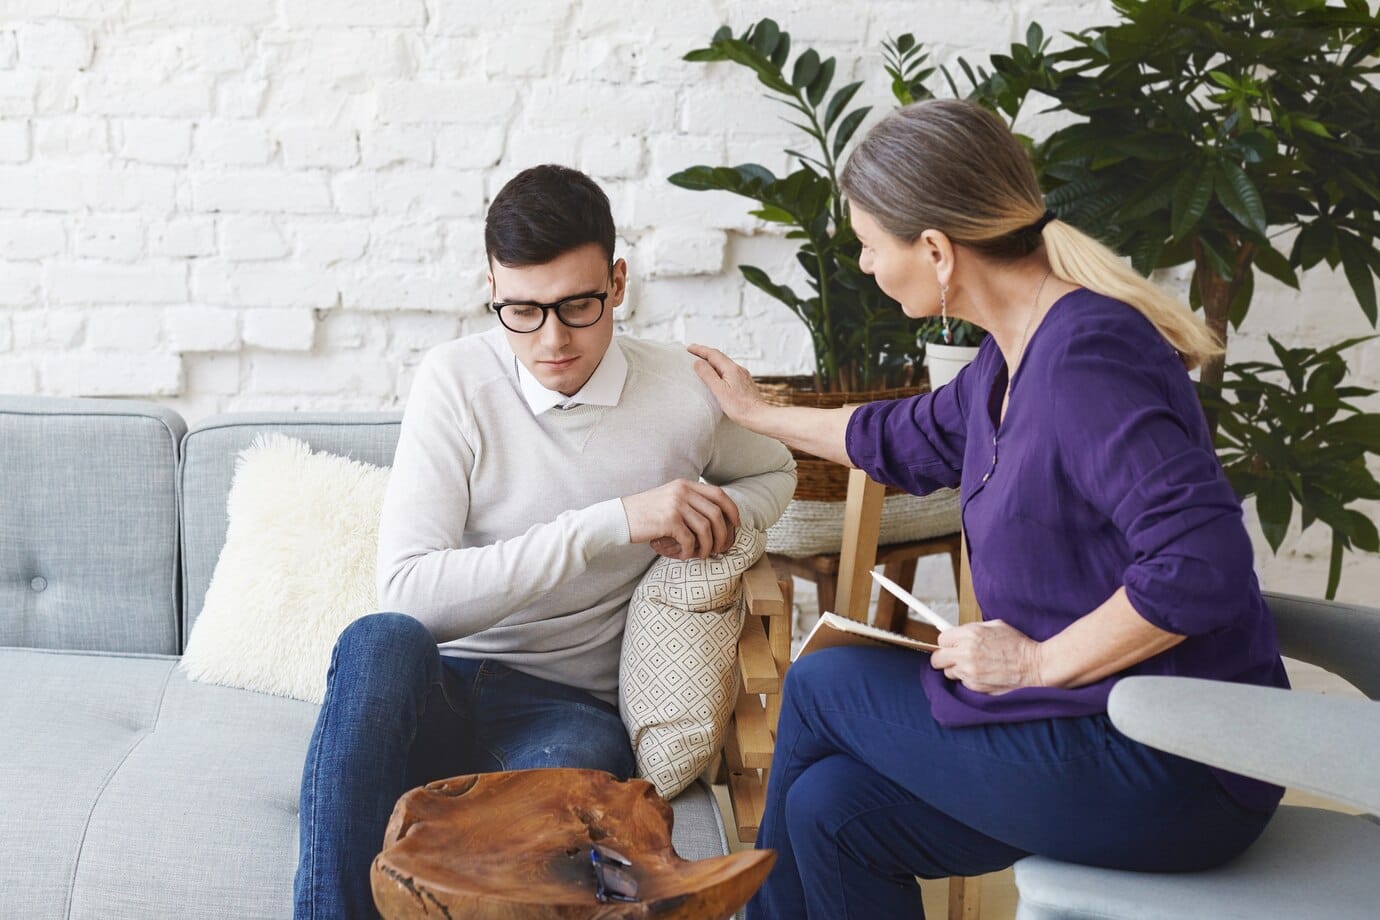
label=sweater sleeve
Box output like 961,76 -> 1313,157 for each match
1050,323 -> 1256,637
703,409 -> 797,532
375,352 -> 630,642
843,357 -> 976,494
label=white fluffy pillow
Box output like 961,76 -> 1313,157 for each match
180,434 -> 389,703
620,527 -> 765,799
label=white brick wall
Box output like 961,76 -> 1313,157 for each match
0,0 -> 1375,601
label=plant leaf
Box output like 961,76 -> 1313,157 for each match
833,107 -> 871,159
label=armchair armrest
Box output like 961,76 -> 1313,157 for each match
1108,676 -> 1380,815
1264,591 -> 1380,700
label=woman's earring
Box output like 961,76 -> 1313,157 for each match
940,285 -> 952,344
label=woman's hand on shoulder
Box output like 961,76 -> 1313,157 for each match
930,620 -> 1045,695
687,344 -> 766,428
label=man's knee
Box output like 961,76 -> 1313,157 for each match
329,612 -> 437,688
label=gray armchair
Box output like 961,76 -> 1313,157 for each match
1014,591 -> 1380,919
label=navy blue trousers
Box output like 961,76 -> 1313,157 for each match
749,646 -> 1273,919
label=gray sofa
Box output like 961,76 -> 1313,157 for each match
0,395 -> 733,919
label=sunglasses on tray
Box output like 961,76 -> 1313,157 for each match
589,843 -> 639,904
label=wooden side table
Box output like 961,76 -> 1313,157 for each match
769,532 -> 961,632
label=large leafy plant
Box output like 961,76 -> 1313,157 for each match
669,21 -> 930,392
956,0 -> 1380,596
1200,337 -> 1380,597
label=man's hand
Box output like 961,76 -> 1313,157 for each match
622,479 -> 740,560
929,620 -> 1045,695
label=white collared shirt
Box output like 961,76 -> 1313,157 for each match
514,339 -> 628,414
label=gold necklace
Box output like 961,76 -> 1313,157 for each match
1011,269 -> 1052,377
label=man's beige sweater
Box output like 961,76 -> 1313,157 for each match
376,327 -> 796,704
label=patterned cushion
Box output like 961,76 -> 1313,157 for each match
620,527 -> 765,799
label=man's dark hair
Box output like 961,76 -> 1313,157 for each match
485,164 -> 616,267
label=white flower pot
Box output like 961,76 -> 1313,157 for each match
924,343 -> 981,389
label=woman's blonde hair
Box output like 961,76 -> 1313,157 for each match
838,99 -> 1221,369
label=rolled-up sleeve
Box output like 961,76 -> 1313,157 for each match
1051,326 -> 1255,636
844,357 -> 976,495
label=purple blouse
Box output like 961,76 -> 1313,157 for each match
846,289 -> 1289,811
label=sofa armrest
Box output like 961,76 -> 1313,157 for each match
1109,676 -> 1380,814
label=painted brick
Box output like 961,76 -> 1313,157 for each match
387,312 -> 463,353
220,215 -> 290,261
262,31 -> 419,83
369,220 -> 445,262
150,217 -> 217,258
79,75 -> 215,118
45,261 -> 186,304
181,352 -> 243,395
340,271 -> 477,314
0,166 -> 177,212
292,220 -> 369,264
42,351 -> 183,396
75,215 -> 145,262
194,122 -> 275,165
0,31 -> 16,69
0,120 -> 29,162
0,217 -> 64,259
0,262 -> 40,306
0,357 -> 37,393
242,307 -> 317,351
16,21 -> 93,71
34,117 -> 108,158
192,170 -> 333,214
86,306 -> 162,350
165,305 -> 240,352
278,125 -> 360,169
377,81 -> 520,125
11,307 -> 83,348
523,83 -> 674,134
0,71 -> 37,116
580,136 -> 643,180
642,229 -> 727,277
333,169 -> 484,217
193,261 -> 338,309
117,119 -> 193,165
216,78 -> 270,119
361,126 -> 433,168
248,351 -> 393,396
434,125 -> 505,170
280,0 -> 427,27
123,0 -> 278,27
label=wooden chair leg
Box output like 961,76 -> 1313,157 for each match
816,572 -> 838,619
873,557 -> 918,632
948,875 -> 982,919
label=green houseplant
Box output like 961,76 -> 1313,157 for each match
669,20 -> 986,395
955,0 -> 1380,597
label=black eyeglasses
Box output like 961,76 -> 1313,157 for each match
589,844 -> 639,904
490,291 -> 608,334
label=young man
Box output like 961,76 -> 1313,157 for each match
294,164 -> 796,919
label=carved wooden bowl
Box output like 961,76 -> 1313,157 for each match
371,768 -> 775,919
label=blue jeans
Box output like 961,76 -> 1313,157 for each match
294,612 -> 635,920
750,646 -> 1274,920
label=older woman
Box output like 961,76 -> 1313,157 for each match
690,99 -> 1288,919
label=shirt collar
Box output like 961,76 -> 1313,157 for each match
513,339 -> 628,414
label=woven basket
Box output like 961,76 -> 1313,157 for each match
754,375 -> 929,502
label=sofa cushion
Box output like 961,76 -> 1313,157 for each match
0,396 -> 185,654
179,413 -> 400,647
182,434 -> 391,703
0,647 -> 732,920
